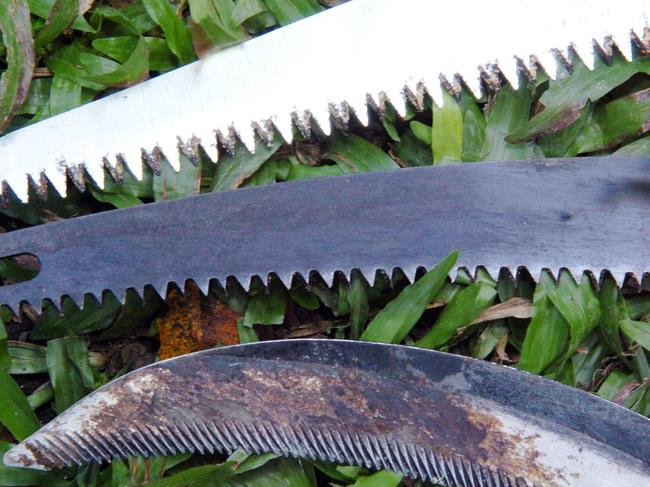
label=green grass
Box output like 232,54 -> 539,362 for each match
1,1 -> 650,486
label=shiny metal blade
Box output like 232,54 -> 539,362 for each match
4,340 -> 650,487
0,156 -> 647,312
0,0 -> 648,201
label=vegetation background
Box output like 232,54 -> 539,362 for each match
0,1 -> 649,486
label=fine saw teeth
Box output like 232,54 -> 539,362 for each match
4,340 -> 650,487
0,0 -> 649,200
0,157 -> 648,314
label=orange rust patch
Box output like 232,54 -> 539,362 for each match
156,283 -> 241,360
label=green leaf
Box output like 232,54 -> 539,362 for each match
26,382 -> 53,409
243,158 -> 291,187
518,284 -> 570,374
188,0 -> 246,54
349,470 -> 402,487
34,0 -> 78,48
143,0 -> 196,64
576,88 -> 650,152
460,91 -> 486,161
46,336 -> 95,414
212,136 -> 283,191
431,90 -> 463,164
621,319 -> 650,351
482,83 -> 540,160
541,271 -> 600,360
286,162 -> 344,181
31,294 -> 122,339
0,318 -> 9,370
598,276 -> 625,354
7,342 -> 46,374
361,251 -> 458,344
154,152 -> 203,201
390,130 -> 432,167
89,35 -> 150,87
145,461 -> 238,487
243,287 -> 286,327
507,55 -> 650,143
0,368 -> 40,440
615,135 -> 650,156
46,75 -> 82,118
325,134 -> 399,173
93,4 -> 142,35
470,321 -> 508,359
93,36 -> 176,72
348,270 -> 369,339
237,320 -> 259,343
409,121 -> 431,145
416,281 -> 496,349
262,0 -> 323,26
232,0 -> 268,25
0,1 -> 34,132
223,457 -> 316,487
46,43 -> 121,90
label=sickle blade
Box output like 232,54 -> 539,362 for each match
4,340 -> 649,487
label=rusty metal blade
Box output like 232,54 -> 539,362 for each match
4,340 -> 650,487
0,156 -> 649,312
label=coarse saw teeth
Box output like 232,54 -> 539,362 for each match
0,0 -> 648,201
0,157 -> 647,314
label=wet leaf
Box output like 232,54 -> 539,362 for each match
431,90 -> 463,164
0,369 -> 40,440
34,0 -> 78,48
145,461 -> 239,487
286,162 -> 344,180
243,158 -> 291,187
460,92 -> 486,161
93,36 -> 176,72
507,55 -> 650,143
143,0 -> 196,64
0,1 -> 34,133
223,457 -> 316,487
325,134 -> 399,173
46,44 -> 121,90
361,251 -> 458,344
621,319 -> 650,351
416,281 -> 496,350
262,0 -> 323,26
212,136 -> 283,191
155,284 -> 241,360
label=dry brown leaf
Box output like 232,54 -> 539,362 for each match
470,297 -> 532,325
155,283 -> 240,360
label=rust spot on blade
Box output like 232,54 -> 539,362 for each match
155,283 -> 240,359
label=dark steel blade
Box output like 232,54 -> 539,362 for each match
0,156 -> 648,310
4,340 -> 649,486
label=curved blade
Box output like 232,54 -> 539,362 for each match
0,157 -> 648,311
0,0 -> 647,200
4,340 -> 649,487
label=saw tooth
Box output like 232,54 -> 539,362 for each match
347,95 -> 370,127
570,39 -> 596,70
531,50 -> 559,80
